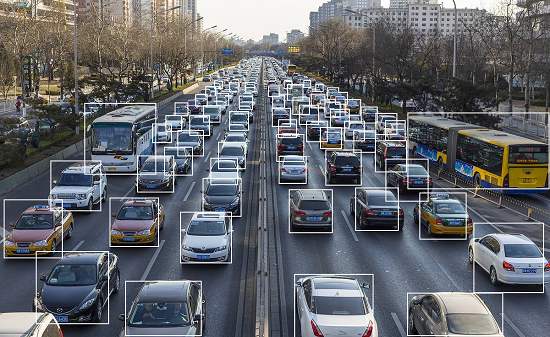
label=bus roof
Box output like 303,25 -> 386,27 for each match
458,128 -> 547,146
409,115 -> 480,130
93,105 -> 156,125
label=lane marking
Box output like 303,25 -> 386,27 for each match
216,132 -> 221,141
183,181 -> 196,202
140,239 -> 165,281
71,240 -> 85,251
318,164 -> 324,175
391,312 -> 407,337
340,209 -> 359,242
123,184 -> 134,198
203,151 -> 211,163
504,314 -> 527,337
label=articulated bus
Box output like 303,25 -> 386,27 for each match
408,115 -> 549,193
90,105 -> 156,172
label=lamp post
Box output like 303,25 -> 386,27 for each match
201,25 -> 217,76
452,0 -> 457,78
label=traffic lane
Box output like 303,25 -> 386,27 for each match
270,127 -> 543,337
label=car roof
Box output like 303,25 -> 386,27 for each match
434,293 -> 488,315
311,277 -> 363,298
0,312 -> 51,334
137,281 -> 190,303
297,190 -> 328,201
362,189 -> 392,197
22,205 -> 58,215
490,233 -> 532,244
192,212 -> 226,221
59,252 -> 103,264
122,199 -> 155,207
63,162 -> 101,174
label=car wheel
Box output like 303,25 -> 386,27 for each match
413,211 -> 418,225
408,311 -> 418,334
468,247 -> 474,264
87,198 -> 93,212
66,223 -> 74,239
113,272 -> 120,294
474,173 -> 482,188
349,201 -> 354,216
92,297 -> 103,323
490,266 -> 500,286
50,240 -> 57,253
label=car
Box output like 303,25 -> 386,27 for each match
362,106 -> 377,122
375,141 -> 407,170
345,121 -> 365,139
202,178 -> 242,215
49,162 -> 107,211
3,205 -> 74,257
177,131 -> 203,155
223,132 -> 249,154
0,312 -> 63,337
326,151 -> 361,184
208,159 -> 241,180
111,199 -> 165,245
164,147 -> 192,174
181,212 -> 232,262
189,115 -> 211,137
202,75 -> 212,82
154,124 -> 170,142
296,276 -> 377,337
219,143 -> 246,168
468,233 -> 550,285
188,99 -> 202,114
165,115 -> 185,131
272,107 -> 290,125
353,129 -> 376,151
330,111 -> 350,127
240,94 -> 255,110
123,281 -> 205,335
408,293 -> 504,337
289,189 -> 332,232
136,156 -> 176,192
414,193 -> 472,236
271,96 -> 285,108
175,103 -> 189,115
280,155 -> 307,183
215,100 -> 229,114
227,123 -> 249,137
34,252 -> 120,323
195,93 -> 208,105
277,134 -> 304,157
320,129 -> 343,149
387,164 -> 432,192
376,114 -> 397,133
202,105 -> 223,124
306,120 -> 329,141
350,189 -> 404,230
298,105 -> 321,125
347,99 -> 361,114
229,112 -> 249,127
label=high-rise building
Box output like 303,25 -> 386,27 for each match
286,29 -> 305,44
309,0 -> 381,32
261,33 -> 279,46
390,0 -> 437,8
0,0 -> 76,24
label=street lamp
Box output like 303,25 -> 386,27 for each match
201,26 -> 219,76
451,0 -> 458,78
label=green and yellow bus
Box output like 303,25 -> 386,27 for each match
408,115 -> 548,193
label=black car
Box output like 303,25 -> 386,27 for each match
353,129 -> 376,151
34,252 -> 120,323
387,164 -> 432,192
326,151 -> 361,184
188,100 -> 202,114
306,121 -> 328,141
375,141 -> 407,170
272,108 -> 290,125
350,189 -> 404,230
202,179 -> 242,215
277,134 -> 304,157
137,156 -> 176,192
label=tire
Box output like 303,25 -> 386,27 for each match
413,211 -> 418,225
408,311 -> 418,334
50,240 -> 57,253
468,247 -> 474,264
437,157 -> 443,168
490,266 -> 500,286
113,271 -> 120,294
66,223 -> 74,239
101,190 -> 106,203
474,173 -> 481,188
92,297 -> 103,323
87,199 -> 93,212
350,201 -> 355,216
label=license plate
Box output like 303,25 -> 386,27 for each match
522,268 -> 537,273
287,146 -> 296,150
449,220 -> 463,225
16,248 -> 30,254
54,315 -> 69,323
107,167 -> 116,172
342,168 -> 352,172
123,237 -> 136,242
307,216 -> 321,221
215,208 -> 225,212
521,178 -> 535,183
197,254 -> 210,260
379,211 -> 392,216
413,179 -> 424,185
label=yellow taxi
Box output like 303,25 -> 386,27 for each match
320,129 -> 343,149
110,199 -> 165,245
4,205 -> 74,257
413,193 -> 473,236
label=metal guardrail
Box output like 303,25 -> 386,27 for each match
498,113 -> 549,142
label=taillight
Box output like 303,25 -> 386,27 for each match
362,321 -> 374,337
544,262 -> 549,272
310,320 -> 324,337
399,208 -> 404,217
364,208 -> 375,216
401,178 -> 408,185
281,168 -> 287,173
328,164 -> 337,173
435,217 -> 443,225
427,177 -> 433,185
323,211 -> 332,218
467,217 -> 473,226
294,210 -> 306,217
503,260 -> 515,272
277,144 -> 284,151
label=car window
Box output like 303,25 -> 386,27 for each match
189,284 -> 199,314
313,296 -> 366,315
504,244 -> 542,258
446,314 -> 499,335
128,302 -> 190,327
334,156 -> 360,166
47,264 -> 97,286
15,214 -> 54,230
303,279 -> 313,310
298,200 -> 330,211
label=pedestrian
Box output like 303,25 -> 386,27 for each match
15,98 -> 21,113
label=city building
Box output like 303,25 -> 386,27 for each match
286,29 -> 305,44
261,33 -> 279,46
389,0 -> 437,8
309,0 -> 381,32
0,0 -> 76,24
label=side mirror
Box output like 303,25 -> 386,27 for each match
8,222 -> 15,230
118,313 -> 125,321
295,280 -> 302,287
40,274 -> 47,282
361,282 -> 370,289
474,238 -> 480,243
112,212 -> 118,218
52,180 -> 57,185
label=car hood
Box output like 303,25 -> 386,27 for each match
125,326 -> 197,336
205,195 -> 238,205
50,186 -> 92,195
139,173 -> 170,181
10,229 -> 53,242
41,284 -> 96,312
184,234 -> 227,249
112,219 -> 154,231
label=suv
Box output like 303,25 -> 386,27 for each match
181,212 -> 231,262
50,162 -> 107,211
0,312 -> 63,337
375,141 -> 407,170
289,190 -> 332,232
326,152 -> 361,184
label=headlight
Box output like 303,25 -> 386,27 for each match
34,240 -> 48,247
136,229 -> 151,236
230,197 -> 240,207
77,194 -> 87,200
50,194 -> 57,200
79,297 -> 96,311
4,240 -> 16,247
214,245 -> 227,252
111,230 -> 122,236
182,243 -> 190,251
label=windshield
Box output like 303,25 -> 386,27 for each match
187,220 -> 226,236
57,173 -> 93,187
504,244 -> 542,258
299,200 -> 330,211
91,123 -> 133,154
15,214 -> 54,230
367,193 -> 398,207
117,205 -> 153,220
434,202 -> 466,214
387,146 -> 406,157
141,160 -> 169,173
178,133 -> 199,143
406,166 -> 428,175
335,156 -> 360,166
509,145 -> 548,164
313,296 -> 366,316
280,137 -> 302,145
47,264 -> 97,286
191,118 -> 207,126
221,146 -> 244,157
225,135 -> 246,142
446,314 -> 499,335
129,302 -> 190,327
206,184 -> 238,196
166,116 -> 180,122
204,107 -> 219,114
231,115 -> 247,123
211,161 -> 237,171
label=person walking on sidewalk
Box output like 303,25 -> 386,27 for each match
15,97 -> 21,113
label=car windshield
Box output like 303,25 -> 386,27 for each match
187,220 -> 226,236
504,244 -> 542,258
225,135 -> 246,142
313,296 -> 366,315
57,173 -> 93,187
221,146 -> 244,157
299,200 -> 330,211
178,133 -> 199,143
434,202 -> 466,214
387,146 -> 406,157
15,214 -> 54,230
191,118 -> 207,126
117,205 -> 153,220
91,123 -> 132,154
156,125 -> 166,132
206,184 -> 238,196
141,160 -> 169,173
166,116 -> 180,121
335,156 -> 360,166
367,193 -> 398,206
281,137 -> 302,145
446,314 -> 499,335
211,161 -> 237,172
231,115 -> 247,123
204,107 -> 219,114
406,166 -> 428,175
47,264 -> 97,286
129,302 -> 190,327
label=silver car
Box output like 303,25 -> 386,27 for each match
280,155 -> 307,183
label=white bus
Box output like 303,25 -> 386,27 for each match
90,105 -> 156,172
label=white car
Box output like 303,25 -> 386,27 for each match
165,114 -> 185,131
345,121 -> 365,139
280,155 -> 307,183
224,132 -> 248,154
181,212 -> 231,262
469,233 -> 550,285
155,123 -> 170,142
296,276 -> 378,337
49,162 -> 107,211
208,159 -> 241,180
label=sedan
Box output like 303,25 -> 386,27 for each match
181,212 -> 231,262
177,131 -> 203,155
111,199 -> 164,245
34,252 -> 120,323
219,143 -> 246,169
387,164 -> 432,192
202,179 -> 242,216
350,189 -> 404,230
280,155 -> 307,183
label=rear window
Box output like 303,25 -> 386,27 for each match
504,244 -> 542,258
509,145 -> 548,164
281,137 -> 302,145
299,200 -> 330,211
386,146 -> 406,157
335,156 -> 360,166
313,296 -> 366,316
367,193 -> 398,206
446,314 -> 499,335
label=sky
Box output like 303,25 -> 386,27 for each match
197,1 -> 498,42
